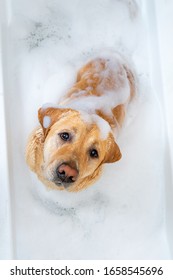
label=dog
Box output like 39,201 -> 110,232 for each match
26,54 -> 136,192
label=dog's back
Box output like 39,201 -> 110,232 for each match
61,56 -> 136,128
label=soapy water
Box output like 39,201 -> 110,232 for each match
4,0 -> 170,259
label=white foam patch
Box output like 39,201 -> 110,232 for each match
43,116 -> 51,128
92,115 -> 112,140
80,111 -> 111,140
41,103 -> 62,110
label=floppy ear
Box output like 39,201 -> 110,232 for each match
104,133 -> 122,163
25,127 -> 44,172
38,107 -> 73,137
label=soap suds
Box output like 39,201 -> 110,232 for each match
79,111 -> 112,140
61,54 -> 132,118
41,103 -> 62,110
43,116 -> 51,128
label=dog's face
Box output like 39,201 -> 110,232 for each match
38,107 -> 121,192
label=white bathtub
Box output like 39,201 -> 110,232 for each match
0,0 -> 173,259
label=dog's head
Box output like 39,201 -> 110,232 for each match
38,106 -> 121,191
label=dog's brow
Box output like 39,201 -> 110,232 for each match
89,140 -> 99,147
71,127 -> 78,133
58,126 -> 77,133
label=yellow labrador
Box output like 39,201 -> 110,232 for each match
26,55 -> 136,192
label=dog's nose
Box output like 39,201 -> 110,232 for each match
57,163 -> 78,183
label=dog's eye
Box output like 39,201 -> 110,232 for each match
89,149 -> 99,158
59,132 -> 71,141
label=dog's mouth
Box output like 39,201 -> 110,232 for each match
53,180 -> 73,189
54,181 -> 69,189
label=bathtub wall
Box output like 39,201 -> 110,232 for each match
154,0 -> 173,258
0,0 -> 14,259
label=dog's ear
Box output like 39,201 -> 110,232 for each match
103,133 -> 122,163
25,127 -> 44,172
38,107 -> 73,137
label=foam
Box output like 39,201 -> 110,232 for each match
43,116 -> 51,128
79,111 -> 112,140
61,55 -> 131,117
